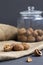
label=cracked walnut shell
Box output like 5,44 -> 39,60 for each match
34,49 -> 42,56
26,57 -> 32,63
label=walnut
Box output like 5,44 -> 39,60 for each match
18,28 -> 26,35
29,28 -> 34,33
18,35 -> 27,42
22,43 -> 30,50
4,44 -> 13,52
41,35 -> 43,40
26,57 -> 32,63
34,49 -> 42,56
27,35 -> 35,42
27,30 -> 32,36
13,44 -> 24,51
37,29 -> 43,36
36,36 -> 42,41
33,30 -> 38,37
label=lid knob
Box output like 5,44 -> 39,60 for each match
28,6 -> 35,11
32,6 -> 35,11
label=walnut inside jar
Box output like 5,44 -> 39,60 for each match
37,29 -> 43,36
18,35 -> 27,42
41,35 -> 43,40
36,36 -> 42,41
27,30 -> 32,36
27,35 -> 35,42
33,30 -> 38,37
18,28 -> 26,35
29,28 -> 34,33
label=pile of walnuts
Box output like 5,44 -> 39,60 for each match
17,28 -> 43,42
4,43 -> 30,52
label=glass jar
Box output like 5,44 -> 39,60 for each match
17,6 -> 43,42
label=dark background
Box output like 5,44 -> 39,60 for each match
0,0 -> 43,26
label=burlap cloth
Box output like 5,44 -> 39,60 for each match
0,40 -> 43,61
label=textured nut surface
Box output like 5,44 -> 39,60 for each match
17,28 -> 43,42
22,43 -> 30,50
18,28 -> 26,35
34,49 -> 42,56
18,35 -> 27,42
41,35 -> 43,40
36,36 -> 42,41
27,30 -> 32,35
33,30 -> 38,37
13,44 -> 24,51
4,44 -> 13,52
37,29 -> 43,36
26,57 -> 32,63
27,36 -> 35,42
29,28 -> 33,33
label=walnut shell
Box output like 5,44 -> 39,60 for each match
29,28 -> 34,33
4,44 -> 13,52
18,28 -> 26,35
26,30 -> 32,36
41,35 -> 43,40
26,57 -> 32,63
34,49 -> 42,56
18,35 -> 27,42
13,44 -> 24,51
33,30 -> 38,37
22,43 -> 30,50
36,36 -> 42,41
27,35 -> 35,42
37,29 -> 43,36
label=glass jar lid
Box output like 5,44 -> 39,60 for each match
20,6 -> 43,16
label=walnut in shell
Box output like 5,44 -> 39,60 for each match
27,30 -> 32,36
37,29 -> 43,36
18,28 -> 26,35
33,30 -> 38,37
18,35 -> 27,42
22,43 -> 30,50
29,28 -> 34,33
27,35 -> 35,42
13,44 -> 24,51
36,36 -> 42,41
4,44 -> 13,52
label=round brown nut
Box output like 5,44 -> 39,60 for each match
13,44 -> 24,51
36,36 -> 42,41
41,35 -> 43,40
29,28 -> 34,33
33,30 -> 38,37
26,30 -> 32,36
4,44 -> 13,52
34,49 -> 42,56
18,28 -> 26,35
27,35 -> 35,42
22,43 -> 30,50
18,35 -> 27,42
37,29 -> 43,36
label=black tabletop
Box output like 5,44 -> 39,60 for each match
0,50 -> 43,65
